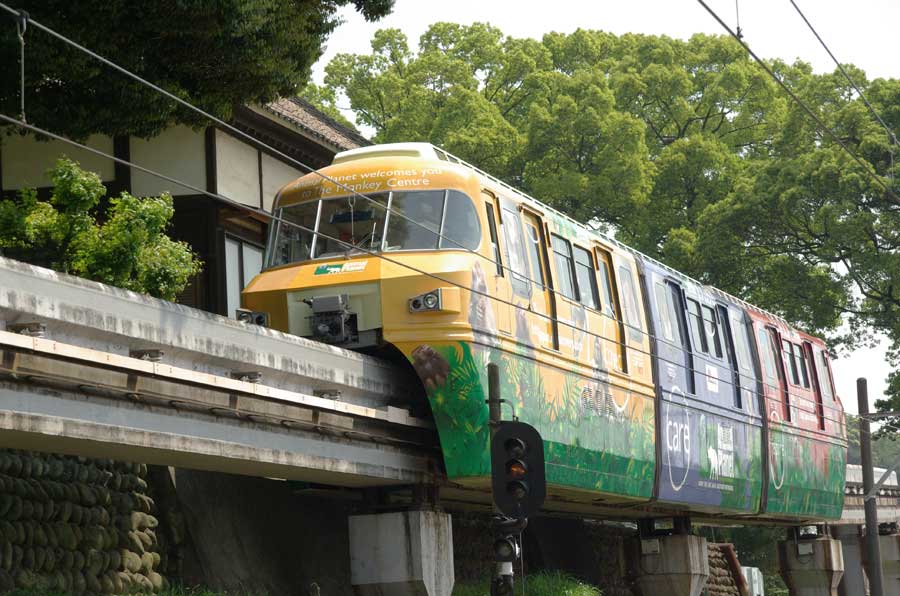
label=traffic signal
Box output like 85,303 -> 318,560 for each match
490,421 -> 546,519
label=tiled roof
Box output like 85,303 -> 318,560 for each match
263,98 -> 370,152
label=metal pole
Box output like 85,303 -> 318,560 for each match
859,377 -> 885,596
488,363 -> 515,596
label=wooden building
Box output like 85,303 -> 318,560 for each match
0,98 -> 368,317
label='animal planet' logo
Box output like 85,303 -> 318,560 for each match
314,262 -> 368,275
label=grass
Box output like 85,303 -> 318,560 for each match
453,571 -> 602,596
8,572 -> 601,596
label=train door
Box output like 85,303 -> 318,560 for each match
595,248 -> 626,373
571,241 -> 602,364
499,197 -> 536,351
480,191 -> 511,335
717,304 -> 743,410
522,210 -> 556,350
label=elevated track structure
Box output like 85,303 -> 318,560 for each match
0,256 -> 436,487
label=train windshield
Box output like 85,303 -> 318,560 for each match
267,189 -> 481,267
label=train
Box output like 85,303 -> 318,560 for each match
242,142 -> 847,523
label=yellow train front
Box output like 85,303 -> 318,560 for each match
242,142 -> 846,522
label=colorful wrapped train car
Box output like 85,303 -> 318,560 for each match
242,143 -> 847,522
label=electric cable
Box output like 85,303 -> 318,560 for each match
695,0 -> 900,206
787,0 -> 900,152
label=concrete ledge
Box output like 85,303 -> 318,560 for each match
0,380 -> 435,486
0,256 -> 417,406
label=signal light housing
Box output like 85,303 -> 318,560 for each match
490,421 -> 546,519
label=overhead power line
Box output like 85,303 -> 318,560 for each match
787,0 -> 900,149
695,0 -> 900,206
787,0 -> 898,178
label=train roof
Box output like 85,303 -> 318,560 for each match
333,142 -> 790,328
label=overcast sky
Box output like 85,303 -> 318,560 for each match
312,0 -> 900,415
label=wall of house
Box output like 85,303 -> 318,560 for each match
215,130 -> 305,211
1,133 -> 115,190
130,125 -> 206,197
261,153 -> 303,211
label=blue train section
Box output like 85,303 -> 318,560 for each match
640,258 -> 764,514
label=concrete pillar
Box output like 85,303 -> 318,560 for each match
877,533 -> 900,596
348,510 -> 454,596
834,525 -> 868,596
777,536 -> 844,596
623,534 -> 709,596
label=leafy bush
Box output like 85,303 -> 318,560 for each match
0,158 -> 201,301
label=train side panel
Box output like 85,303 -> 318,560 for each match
641,260 -> 763,513
749,312 -> 846,519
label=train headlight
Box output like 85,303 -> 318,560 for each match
423,292 -> 439,309
409,289 -> 443,312
236,308 -> 269,327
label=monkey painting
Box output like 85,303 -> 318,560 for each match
469,260 -> 499,346
515,306 -> 535,357
591,337 -> 612,418
411,345 -> 450,391
571,304 -> 587,361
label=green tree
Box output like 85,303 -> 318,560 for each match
0,158 -> 201,300
325,24 -> 900,402
0,0 -> 394,139
324,23 -> 652,221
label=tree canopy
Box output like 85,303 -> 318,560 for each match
316,23 -> 900,406
0,0 -> 393,139
0,158 -> 201,300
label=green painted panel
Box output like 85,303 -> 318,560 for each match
405,340 -> 656,499
765,425 -> 846,519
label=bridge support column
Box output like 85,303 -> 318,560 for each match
833,525 -> 867,596
623,534 -> 709,596
777,534 -> 844,596
348,509 -> 454,596
876,533 -> 900,596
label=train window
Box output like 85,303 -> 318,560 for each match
551,235 -> 577,300
384,191 -> 443,250
525,223 -> 545,287
502,207 -> 532,298
440,192 -> 482,251
596,256 -> 617,317
686,299 -> 708,353
757,328 -> 777,384
796,343 -> 811,389
268,199 -> 320,266
731,315 -> 753,372
617,265 -> 643,343
702,305 -> 723,359
315,194 -> 390,257
816,351 -> 834,401
574,247 -> 600,310
484,202 -> 504,276
782,340 -> 800,385
654,282 -> 675,341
